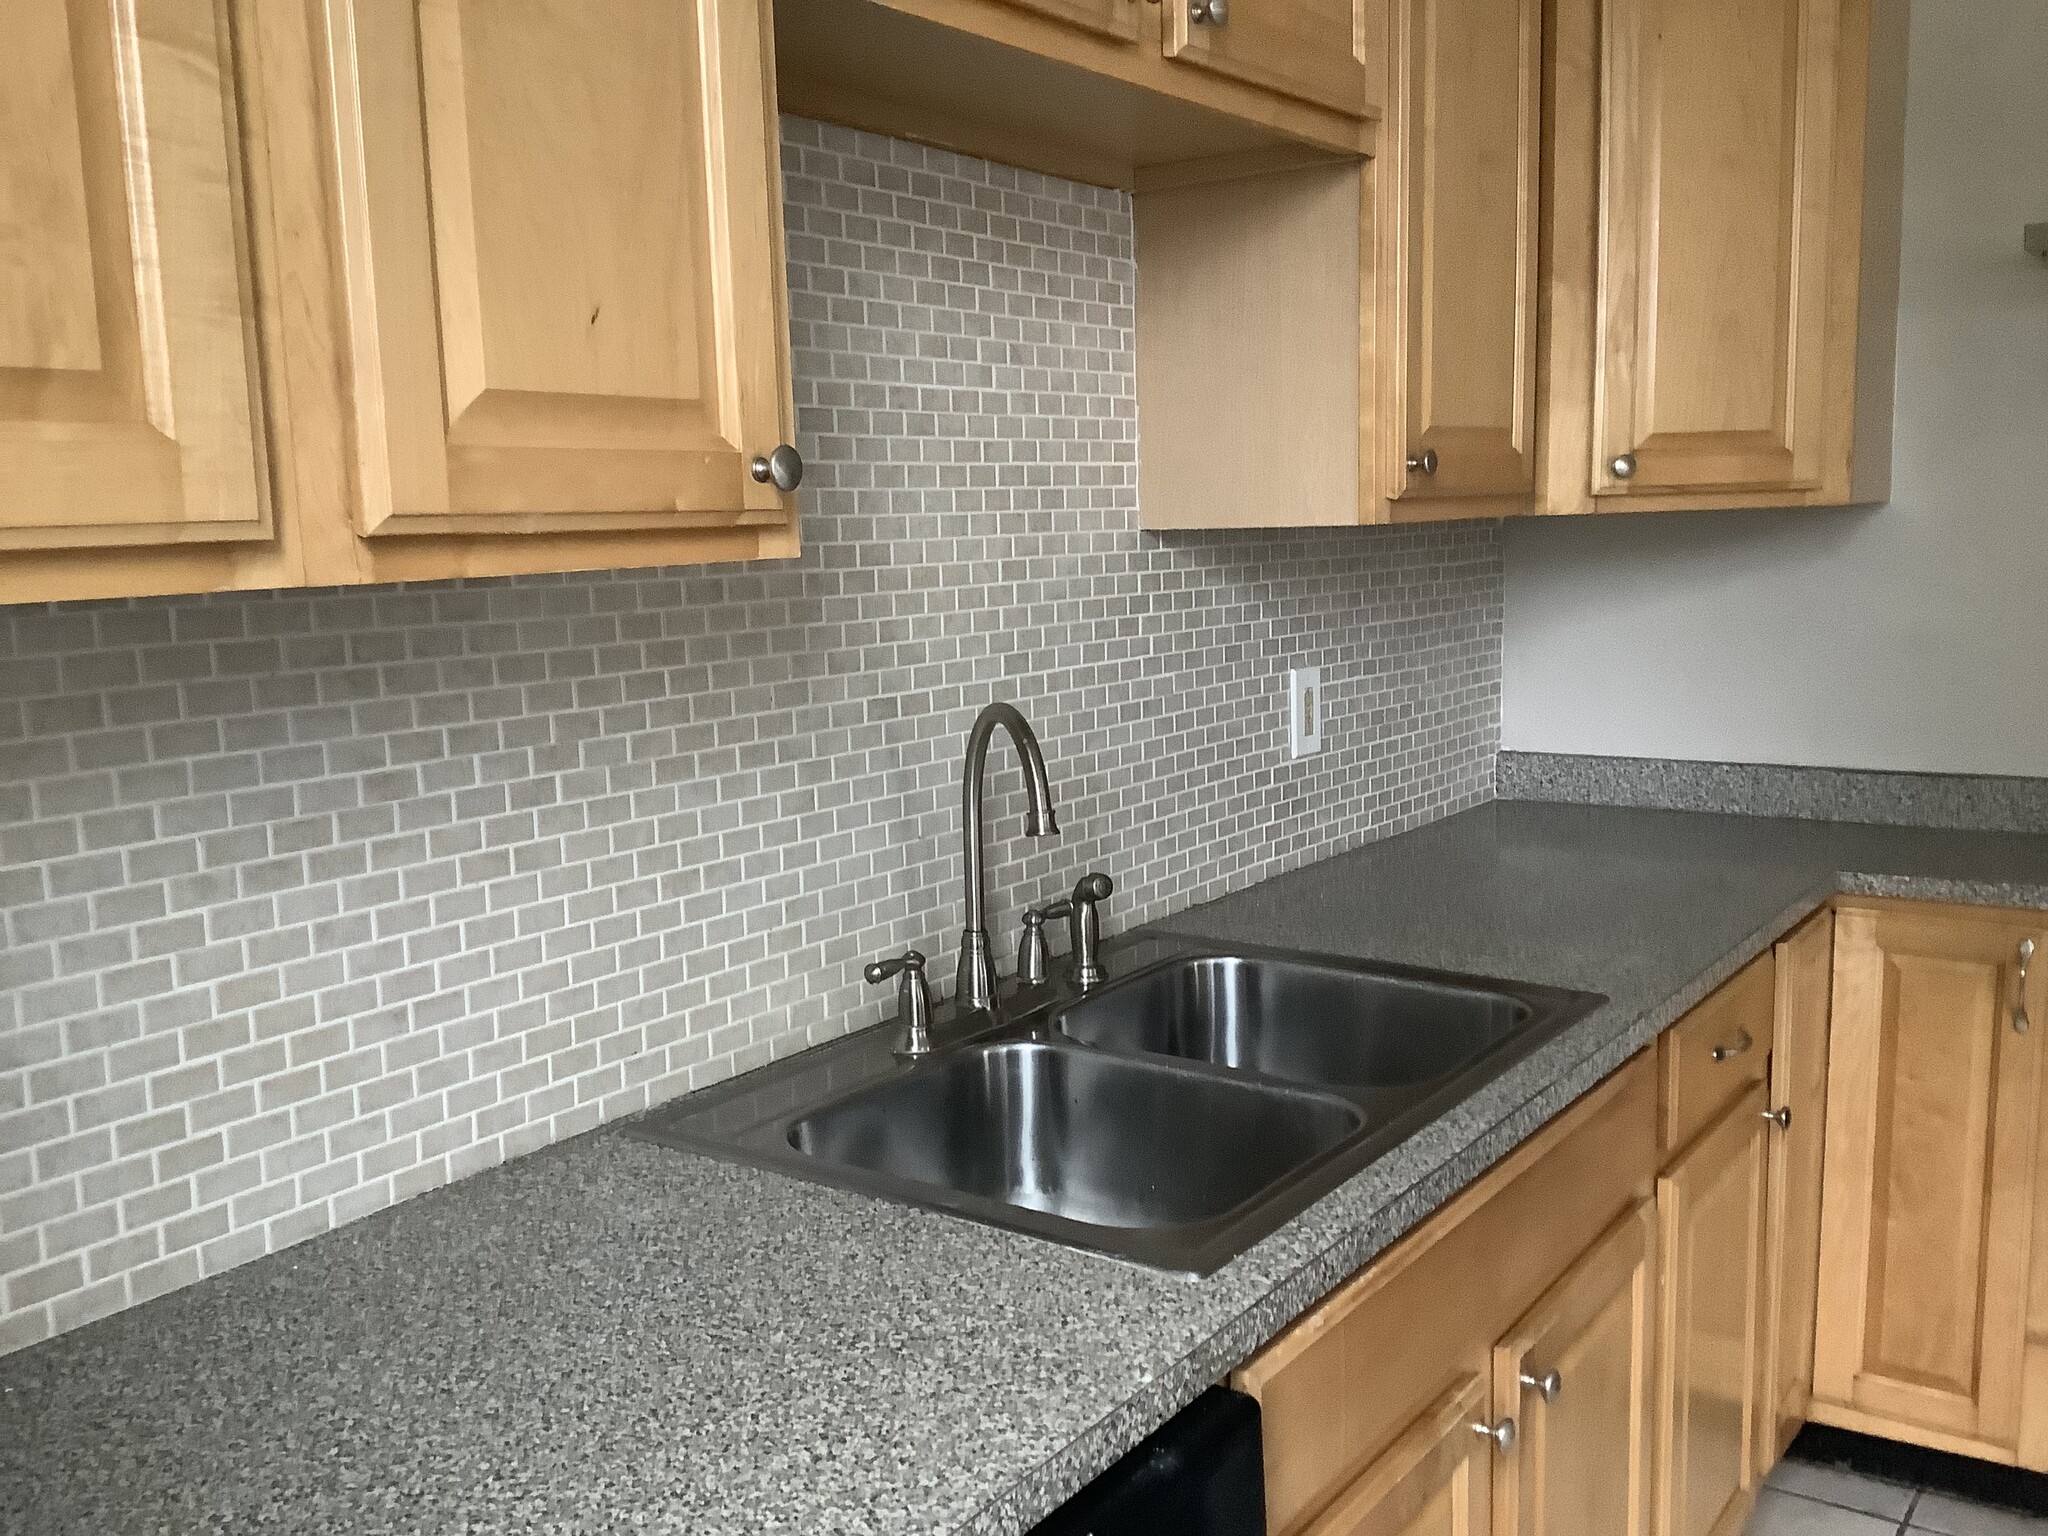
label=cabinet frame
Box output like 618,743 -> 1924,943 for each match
1759,909 -> 1834,1465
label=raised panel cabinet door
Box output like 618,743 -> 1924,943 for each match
1593,0 -> 1840,495
1655,1086 -> 1770,1536
993,0 -> 1140,42
1163,0 -> 1374,119
1812,904 -> 2046,1453
1382,0 -> 1540,504
321,0 -> 794,538
1492,1200 -> 1657,1536
1759,909 -> 1835,1468
0,0 -> 273,552
1305,1375 -> 1497,1536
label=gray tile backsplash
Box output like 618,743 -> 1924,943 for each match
0,119 -> 1503,1353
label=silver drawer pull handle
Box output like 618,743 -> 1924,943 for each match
1761,1106 -> 1791,1131
2018,939 -> 2036,1036
1471,1416 -> 1517,1452
1711,1028 -> 1754,1063
1520,1369 -> 1562,1403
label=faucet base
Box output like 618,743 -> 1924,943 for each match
956,927 -> 1000,1017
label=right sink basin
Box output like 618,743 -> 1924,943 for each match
1055,953 -> 1541,1091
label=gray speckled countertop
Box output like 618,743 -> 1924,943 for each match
7,801 -> 2048,1535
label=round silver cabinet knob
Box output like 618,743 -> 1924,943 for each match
1520,1369 -> 1563,1403
1190,0 -> 1227,23
1610,452 -> 1638,481
1407,448 -> 1439,476
750,444 -> 804,492
1472,1416 -> 1517,1453
1761,1106 -> 1792,1131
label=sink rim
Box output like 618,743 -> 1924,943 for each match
627,933 -> 1608,1276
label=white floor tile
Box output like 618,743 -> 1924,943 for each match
1767,1459 -> 1918,1520
1912,1492 -> 2048,1536
1748,1489 -> 1905,1536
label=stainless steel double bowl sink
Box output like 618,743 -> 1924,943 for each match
633,936 -> 1603,1275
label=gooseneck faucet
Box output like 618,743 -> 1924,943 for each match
957,703 -> 1060,1014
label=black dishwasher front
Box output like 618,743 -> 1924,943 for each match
1028,1386 -> 1265,1536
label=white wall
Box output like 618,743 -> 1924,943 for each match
1502,0 -> 2048,776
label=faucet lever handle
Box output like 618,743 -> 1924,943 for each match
863,949 -> 923,986
1016,906 -> 1059,987
864,949 -> 934,1058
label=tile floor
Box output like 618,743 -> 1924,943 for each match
1756,1459 -> 2048,1536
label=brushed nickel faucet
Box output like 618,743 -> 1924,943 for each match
957,703 -> 1059,1015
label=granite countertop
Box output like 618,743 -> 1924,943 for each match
7,801 -> 2048,1535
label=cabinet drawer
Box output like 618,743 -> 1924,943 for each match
1663,952 -> 1776,1157
1233,1051 -> 1657,1535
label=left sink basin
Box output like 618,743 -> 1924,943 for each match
788,1039 -> 1362,1232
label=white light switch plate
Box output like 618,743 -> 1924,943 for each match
1287,667 -> 1323,758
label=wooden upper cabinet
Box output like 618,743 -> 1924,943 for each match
1539,0 -> 1904,516
1812,902 -> 2047,1458
1379,0 -> 1541,507
0,0 -> 273,555
319,0 -> 795,545
1493,1200 -> 1656,1536
1136,0 -> 1540,532
1593,0 -> 1838,496
1164,0 -> 1374,119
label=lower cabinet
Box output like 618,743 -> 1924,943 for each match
1654,1084 -> 1771,1536
1237,940 -> 1804,1536
1233,1053 -> 1659,1536
1240,895 -> 2048,1536
1493,1201 -> 1658,1536
1812,900 -> 2048,1462
1302,1376 -> 1495,1536
1299,1202 -> 1658,1536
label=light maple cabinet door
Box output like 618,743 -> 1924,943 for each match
1304,1376 -> 1496,1536
0,0 -> 275,559
1493,1200 -> 1656,1536
995,0 -> 1140,43
1379,0 -> 1541,508
318,0 -> 795,547
1655,1085 -> 1770,1536
1758,909 -> 1835,1466
1163,0 -> 1373,119
1591,0 -> 1842,496
1812,903 -> 2046,1457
